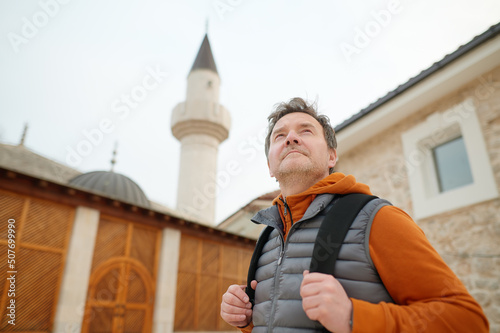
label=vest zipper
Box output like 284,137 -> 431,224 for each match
277,197 -> 293,266
279,197 -> 289,216
268,231 -> 285,332
277,245 -> 285,265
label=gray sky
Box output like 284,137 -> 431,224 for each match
1,0 -> 499,222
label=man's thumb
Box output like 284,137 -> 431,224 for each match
303,270 -> 310,276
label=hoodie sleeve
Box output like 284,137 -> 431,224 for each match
351,206 -> 489,333
239,323 -> 254,333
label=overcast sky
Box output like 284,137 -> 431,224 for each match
1,0 -> 499,223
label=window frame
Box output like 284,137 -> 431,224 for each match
401,98 -> 498,219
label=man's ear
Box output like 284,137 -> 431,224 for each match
328,148 -> 337,169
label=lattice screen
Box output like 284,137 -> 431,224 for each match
0,190 -> 74,332
175,235 -> 253,331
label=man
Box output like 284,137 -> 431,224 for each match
220,98 -> 489,332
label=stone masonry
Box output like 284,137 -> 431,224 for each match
335,65 -> 500,331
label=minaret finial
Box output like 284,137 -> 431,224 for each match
205,18 -> 209,35
19,123 -> 28,146
110,142 -> 118,172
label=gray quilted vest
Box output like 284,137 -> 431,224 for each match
250,193 -> 394,333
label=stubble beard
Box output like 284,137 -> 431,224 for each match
274,156 -> 325,191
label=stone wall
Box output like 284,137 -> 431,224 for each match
335,65 -> 500,331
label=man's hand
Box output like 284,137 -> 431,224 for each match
300,270 -> 352,333
220,280 -> 257,328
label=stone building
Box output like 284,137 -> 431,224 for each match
333,22 -> 500,330
217,190 -> 278,240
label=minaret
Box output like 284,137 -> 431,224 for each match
171,34 -> 231,225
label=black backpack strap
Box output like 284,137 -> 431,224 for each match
310,193 -> 378,274
245,226 -> 273,306
245,193 -> 377,306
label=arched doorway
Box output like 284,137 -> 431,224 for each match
82,257 -> 154,333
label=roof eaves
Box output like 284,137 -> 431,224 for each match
334,22 -> 500,132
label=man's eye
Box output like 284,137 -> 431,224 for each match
275,134 -> 284,140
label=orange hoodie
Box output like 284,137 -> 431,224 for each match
240,172 -> 488,333
272,172 -> 371,240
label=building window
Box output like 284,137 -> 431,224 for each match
401,98 -> 498,219
433,136 -> 473,192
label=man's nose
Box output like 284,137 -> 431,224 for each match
286,131 -> 300,145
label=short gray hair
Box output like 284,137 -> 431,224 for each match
264,97 -> 337,174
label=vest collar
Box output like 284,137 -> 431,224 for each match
251,193 -> 336,229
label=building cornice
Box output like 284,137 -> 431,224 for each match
0,167 -> 255,248
336,28 -> 500,153
172,118 -> 229,143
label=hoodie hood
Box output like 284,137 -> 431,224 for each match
272,172 -> 372,230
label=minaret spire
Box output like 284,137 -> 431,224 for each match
171,33 -> 231,225
189,34 -> 218,75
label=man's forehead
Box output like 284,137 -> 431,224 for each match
273,112 -> 321,131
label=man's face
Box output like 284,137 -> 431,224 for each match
267,112 -> 336,183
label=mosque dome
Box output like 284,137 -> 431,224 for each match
69,171 -> 149,207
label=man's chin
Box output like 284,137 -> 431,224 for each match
276,163 -> 312,178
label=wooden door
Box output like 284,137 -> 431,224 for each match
83,258 -> 153,333
82,217 -> 161,333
